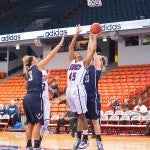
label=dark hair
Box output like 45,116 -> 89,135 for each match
27,56 -> 33,67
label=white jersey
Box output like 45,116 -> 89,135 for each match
42,69 -> 49,97
42,69 -> 50,120
67,60 -> 86,88
66,60 -> 87,114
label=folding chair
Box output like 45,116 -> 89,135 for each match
104,110 -> 114,118
50,115 -> 59,124
100,115 -> 108,135
0,115 -> 10,131
119,115 -> 130,125
130,115 -> 141,125
130,115 -> 142,135
107,115 -> 119,135
141,115 -> 150,125
108,115 -> 119,125
117,115 -> 131,135
100,115 -> 108,125
48,115 -> 60,133
124,110 -> 136,117
114,110 -> 124,118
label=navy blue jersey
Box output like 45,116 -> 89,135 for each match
84,65 -> 101,96
26,65 -> 42,94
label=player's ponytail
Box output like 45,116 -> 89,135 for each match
22,55 -> 33,77
100,56 -> 108,71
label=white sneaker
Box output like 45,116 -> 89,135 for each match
26,147 -> 33,150
73,138 -> 81,150
79,139 -> 89,149
97,141 -> 104,150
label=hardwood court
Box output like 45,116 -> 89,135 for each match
0,132 -> 149,150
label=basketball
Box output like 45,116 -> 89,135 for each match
90,23 -> 102,34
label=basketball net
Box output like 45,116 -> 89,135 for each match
87,0 -> 102,7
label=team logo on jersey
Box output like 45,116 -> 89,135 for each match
69,64 -> 81,70
36,113 -> 43,119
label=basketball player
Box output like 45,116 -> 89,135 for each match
39,69 -> 50,145
83,49 -> 107,150
22,36 -> 64,149
66,24 -> 98,150
40,69 -> 59,145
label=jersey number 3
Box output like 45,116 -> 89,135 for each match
29,71 -> 33,81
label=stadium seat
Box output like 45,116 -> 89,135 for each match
108,115 -> 119,125
119,115 -> 130,125
101,115 -> 109,125
114,110 -> 125,118
130,115 -> 141,125
104,110 -> 114,118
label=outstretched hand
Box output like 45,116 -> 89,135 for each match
59,36 -> 65,46
75,24 -> 82,35
89,33 -> 97,51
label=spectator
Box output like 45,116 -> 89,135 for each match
56,111 -> 78,137
133,99 -> 148,116
112,97 -> 121,112
106,100 -> 113,111
49,78 -> 60,98
121,99 -> 130,111
0,104 -> 7,116
145,121 -> 150,136
6,99 -> 21,127
131,99 -> 148,125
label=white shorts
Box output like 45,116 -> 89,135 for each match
42,95 -> 50,120
66,86 -> 87,114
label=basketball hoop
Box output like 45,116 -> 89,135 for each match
87,0 -> 102,7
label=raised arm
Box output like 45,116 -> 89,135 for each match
68,24 -> 82,61
88,43 -> 107,71
86,39 -> 101,70
84,33 -> 97,68
37,36 -> 64,70
93,52 -> 102,70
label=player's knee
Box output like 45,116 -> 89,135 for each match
79,114 -> 86,121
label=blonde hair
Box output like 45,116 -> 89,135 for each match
22,55 -> 33,76
99,55 -> 108,71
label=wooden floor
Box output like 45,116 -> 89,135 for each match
0,132 -> 149,150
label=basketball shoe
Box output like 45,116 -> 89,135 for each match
73,138 -> 81,150
96,141 -> 104,150
79,139 -> 89,149
26,147 -> 33,150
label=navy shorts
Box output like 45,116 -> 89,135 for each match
86,94 -> 101,120
23,93 -> 44,125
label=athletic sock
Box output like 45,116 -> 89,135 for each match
26,139 -> 32,147
39,136 -> 43,147
95,134 -> 102,141
76,131 -> 82,139
34,140 -> 40,148
82,130 -> 88,140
